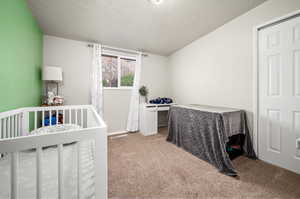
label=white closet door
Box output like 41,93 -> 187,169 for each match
259,15 -> 300,174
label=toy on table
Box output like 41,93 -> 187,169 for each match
149,97 -> 173,104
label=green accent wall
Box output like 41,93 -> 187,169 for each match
0,0 -> 43,112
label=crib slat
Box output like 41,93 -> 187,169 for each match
56,110 -> 58,125
3,118 -> 7,138
18,114 -> 21,137
69,109 -> 72,124
34,111 -> 37,130
17,114 -> 21,136
42,111 -> 45,127
81,109 -> 84,127
15,115 -> 18,137
75,109 -> 78,125
11,152 -> 19,199
77,142 -> 81,199
58,144 -> 64,199
19,114 -> 21,136
14,115 -> 17,137
16,115 -> 19,137
49,110 -> 52,126
36,147 -> 42,199
62,110 -> 65,124
12,115 -> 15,137
8,116 -> 11,138
11,116 -> 15,138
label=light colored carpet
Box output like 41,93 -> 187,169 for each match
108,129 -> 300,199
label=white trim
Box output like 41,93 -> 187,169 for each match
255,9 -> 300,30
103,87 -> 132,90
101,51 -> 137,61
117,56 -> 121,88
252,9 -> 300,158
252,26 -> 259,156
88,43 -> 148,56
102,44 -> 141,55
108,131 -> 128,136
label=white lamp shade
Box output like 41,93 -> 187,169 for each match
43,66 -> 63,81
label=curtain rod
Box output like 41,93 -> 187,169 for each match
87,44 -> 148,57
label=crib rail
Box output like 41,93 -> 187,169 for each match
0,105 -> 104,139
0,109 -> 23,139
0,105 -> 107,199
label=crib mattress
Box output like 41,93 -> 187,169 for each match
0,140 -> 95,199
30,124 -> 82,135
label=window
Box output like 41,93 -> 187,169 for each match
102,54 -> 136,88
120,58 -> 136,87
102,55 -> 118,87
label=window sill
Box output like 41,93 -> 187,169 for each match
103,87 -> 133,90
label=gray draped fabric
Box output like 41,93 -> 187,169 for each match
167,105 -> 256,176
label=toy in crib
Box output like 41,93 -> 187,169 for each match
44,113 -> 63,126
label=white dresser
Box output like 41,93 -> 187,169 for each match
139,103 -> 173,136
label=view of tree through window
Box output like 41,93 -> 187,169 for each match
121,58 -> 135,87
102,54 -> 136,88
102,55 -> 118,87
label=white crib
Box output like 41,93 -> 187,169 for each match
0,105 -> 107,199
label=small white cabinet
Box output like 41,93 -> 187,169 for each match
139,103 -> 172,136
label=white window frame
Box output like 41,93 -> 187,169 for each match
102,52 -> 137,90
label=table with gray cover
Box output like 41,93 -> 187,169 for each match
167,104 -> 256,176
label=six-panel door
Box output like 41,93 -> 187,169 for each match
259,15 -> 300,174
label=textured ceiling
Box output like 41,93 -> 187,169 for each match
27,0 -> 267,55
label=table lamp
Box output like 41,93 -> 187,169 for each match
43,66 -> 63,96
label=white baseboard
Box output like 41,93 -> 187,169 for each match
108,131 -> 128,136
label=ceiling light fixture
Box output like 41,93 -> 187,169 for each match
149,0 -> 164,5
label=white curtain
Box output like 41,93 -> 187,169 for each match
126,53 -> 142,132
90,43 -> 103,116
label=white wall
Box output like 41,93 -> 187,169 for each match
43,35 -> 169,133
43,0 -> 300,134
103,54 -> 169,133
168,0 -> 300,130
43,36 -> 92,105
